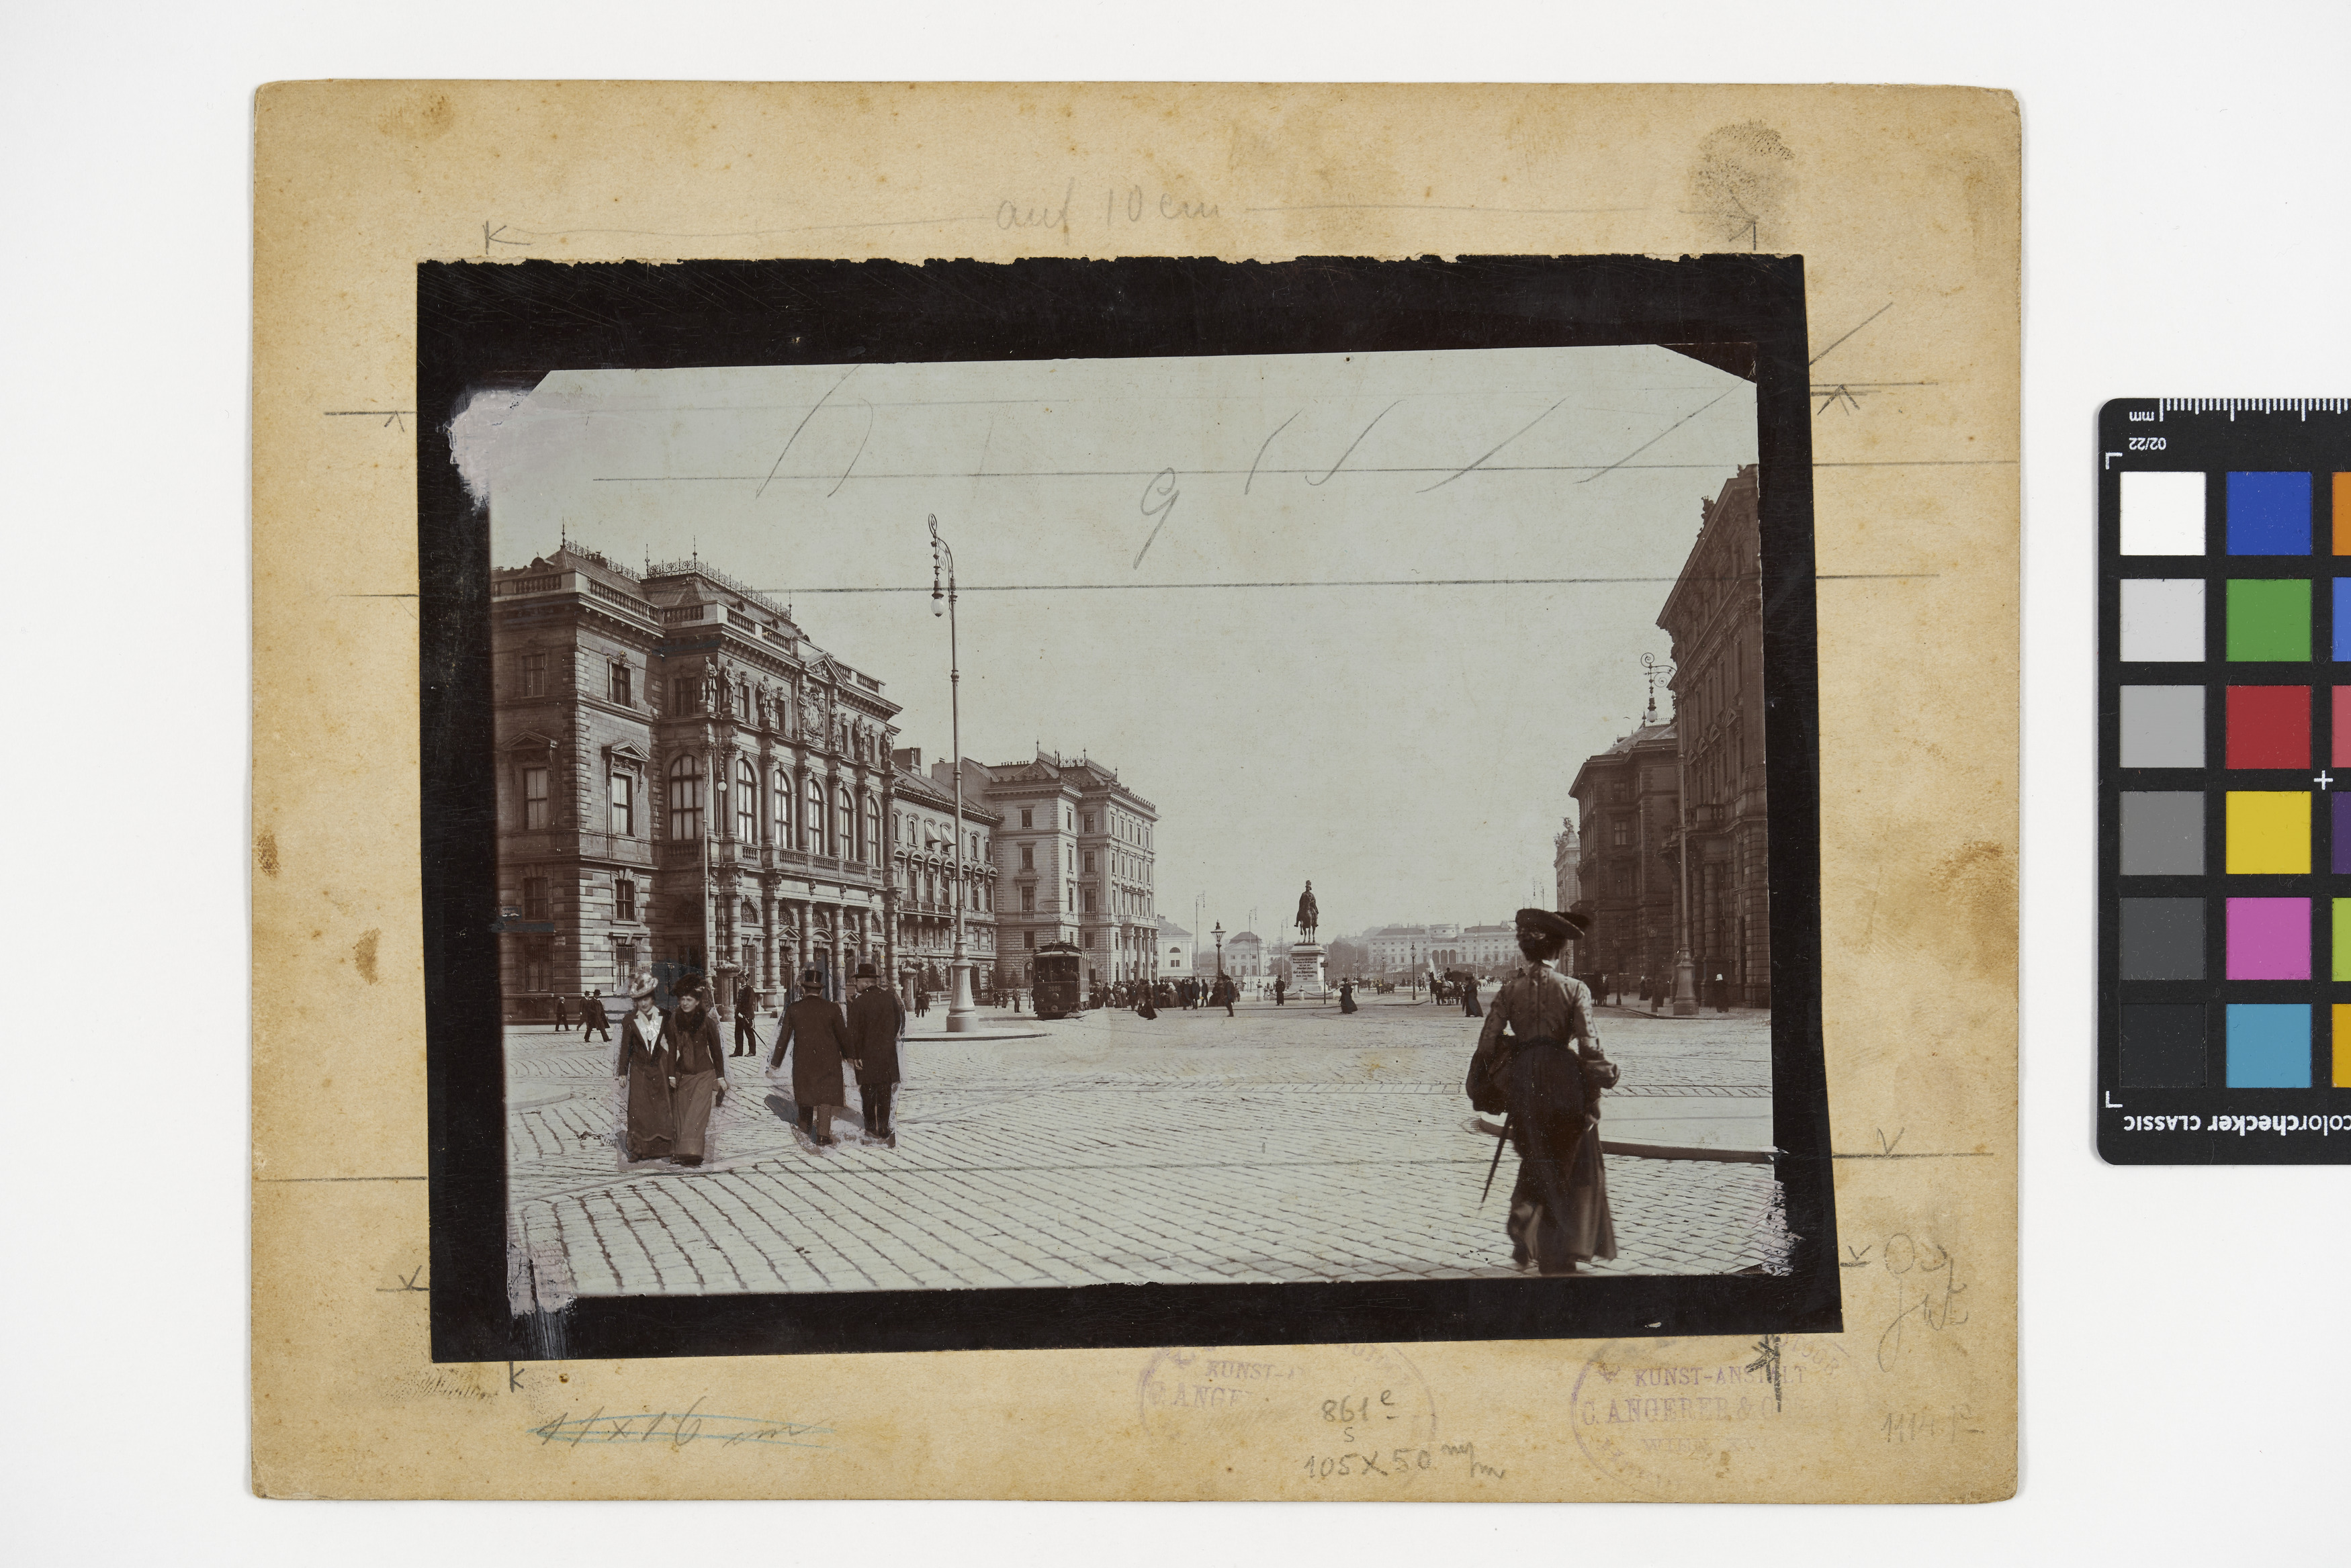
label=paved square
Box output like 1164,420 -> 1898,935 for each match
507,995 -> 1787,1306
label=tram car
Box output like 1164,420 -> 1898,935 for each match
1030,940 -> 1085,1019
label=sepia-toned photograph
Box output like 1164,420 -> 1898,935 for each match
420,256 -> 1835,1359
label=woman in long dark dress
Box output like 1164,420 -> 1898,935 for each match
1338,979 -> 1358,1014
660,974 -> 729,1167
1462,974 -> 1482,1018
613,980 -> 675,1163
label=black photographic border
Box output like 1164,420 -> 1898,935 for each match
420,254 -> 1838,1360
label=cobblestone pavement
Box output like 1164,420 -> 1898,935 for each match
508,995 -> 1785,1303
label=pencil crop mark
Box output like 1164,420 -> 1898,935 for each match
1419,396 -> 1569,493
1809,300 -> 1895,367
826,400 -> 875,498
1245,410 -> 1301,495
1577,387 -> 1736,484
1304,402 -> 1400,487
757,365 -> 859,499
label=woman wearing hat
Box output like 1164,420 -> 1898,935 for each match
1469,907 -> 1617,1275
612,974 -> 675,1164
660,974 -> 729,1167
771,965 -> 854,1148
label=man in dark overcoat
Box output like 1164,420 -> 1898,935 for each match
731,978 -> 762,1058
846,962 -> 904,1147
580,990 -> 611,1043
771,965 -> 854,1148
1468,909 -> 1616,1275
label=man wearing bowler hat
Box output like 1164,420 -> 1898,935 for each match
771,964 -> 854,1149
1468,907 -> 1617,1275
846,962 -> 905,1147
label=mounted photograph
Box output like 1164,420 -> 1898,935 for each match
420,255 -> 1834,1360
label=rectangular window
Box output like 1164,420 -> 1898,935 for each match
614,880 -> 636,921
674,677 -> 703,714
1020,808 -> 1033,829
521,652 -> 546,698
522,937 -> 552,993
1024,931 -> 1036,950
1084,888 -> 1098,913
609,773 -> 633,836
1611,821 -> 1630,847
1083,851 -> 1096,874
521,876 -> 549,920
609,661 -> 631,705
1020,845 -> 1035,871
1022,887 -> 1036,913
1084,813 -> 1096,833
523,767 -> 550,829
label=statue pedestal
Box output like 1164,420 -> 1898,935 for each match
1289,943 -> 1329,999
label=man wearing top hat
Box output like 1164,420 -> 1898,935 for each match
771,964 -> 854,1149
1468,907 -> 1618,1275
845,961 -> 905,1147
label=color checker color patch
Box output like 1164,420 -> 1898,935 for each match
2100,401 -> 2351,1164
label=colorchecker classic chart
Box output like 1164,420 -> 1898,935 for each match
2100,399 -> 2351,1162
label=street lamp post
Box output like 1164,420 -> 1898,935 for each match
1212,922 -> 1225,978
930,514 -> 979,1033
1645,652 -> 1699,1017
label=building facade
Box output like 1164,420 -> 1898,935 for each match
492,548 -> 936,1021
1158,919 -> 1194,978
1553,817 -> 1582,915
1218,931 -> 1264,977
980,749 -> 1159,990
1658,464 -> 1771,1007
1460,924 -> 1517,974
886,749 -> 1001,998
1568,719 -> 1682,996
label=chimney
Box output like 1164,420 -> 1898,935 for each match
893,747 -> 922,771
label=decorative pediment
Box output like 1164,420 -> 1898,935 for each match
604,741 -> 650,772
503,729 -> 560,755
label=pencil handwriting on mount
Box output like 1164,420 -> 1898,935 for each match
996,183 -> 1221,232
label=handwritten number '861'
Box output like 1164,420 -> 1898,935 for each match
1323,1391 -> 1396,1424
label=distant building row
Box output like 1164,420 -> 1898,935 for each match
488,547 -> 1162,1019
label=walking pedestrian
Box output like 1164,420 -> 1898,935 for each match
1218,976 -> 1236,1017
846,962 -> 903,1148
732,978 -> 762,1057
661,974 -> 728,1168
551,993 -> 570,1032
1462,973 -> 1483,1018
580,990 -> 611,1043
1466,909 -> 1615,1275
1338,978 -> 1357,1015
772,965 -> 853,1149
613,975 -> 675,1164
1274,976 -> 1287,1006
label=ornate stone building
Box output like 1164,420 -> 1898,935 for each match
491,547 -> 972,1021
1658,464 -> 1771,1007
979,749 -> 1159,990
1568,719 -> 1682,995
886,749 -> 1001,998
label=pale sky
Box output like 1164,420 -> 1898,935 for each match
457,344 -> 1756,940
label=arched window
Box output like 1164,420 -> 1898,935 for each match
835,786 -> 853,858
804,776 -> 823,854
736,758 -> 758,843
864,799 -> 881,866
668,753 -> 704,840
741,898 -> 758,926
